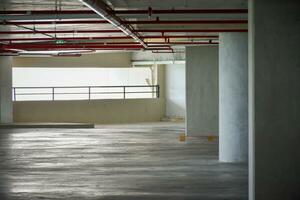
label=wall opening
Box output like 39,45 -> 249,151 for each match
13,67 -> 159,101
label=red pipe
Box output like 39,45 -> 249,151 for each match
80,0 -> 148,49
1,44 -> 174,50
0,36 -> 131,42
2,41 -> 217,46
1,41 -> 219,53
2,19 -> 247,25
0,29 -> 247,35
148,42 -> 219,45
2,44 -> 144,50
124,19 -> 247,24
0,9 -> 248,15
136,29 -> 248,33
2,20 -> 109,25
0,35 -> 218,42
0,10 -> 93,15
0,30 -> 122,34
144,35 -> 219,39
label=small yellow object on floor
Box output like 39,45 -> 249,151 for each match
207,136 -> 215,142
178,133 -> 186,142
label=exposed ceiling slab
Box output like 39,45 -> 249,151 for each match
0,0 -> 248,56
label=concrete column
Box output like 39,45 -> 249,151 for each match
219,33 -> 248,162
186,46 -> 218,136
249,0 -> 300,199
0,57 -> 13,123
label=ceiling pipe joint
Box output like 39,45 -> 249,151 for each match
79,0 -> 148,49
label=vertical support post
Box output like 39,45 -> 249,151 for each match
13,88 -> 16,101
123,86 -> 126,99
88,86 -> 91,100
0,56 -> 13,123
52,87 -> 55,101
156,85 -> 160,98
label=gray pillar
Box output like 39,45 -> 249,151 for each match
0,57 -> 13,123
186,46 -> 218,136
219,33 -> 248,162
249,0 -> 300,199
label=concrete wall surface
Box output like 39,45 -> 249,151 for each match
132,51 -> 185,62
13,52 -> 132,68
249,0 -> 300,199
186,46 -> 219,136
13,98 -> 165,124
0,57 -> 13,123
165,64 -> 186,118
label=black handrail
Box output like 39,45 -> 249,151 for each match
12,85 -> 160,101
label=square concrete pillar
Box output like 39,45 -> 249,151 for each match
0,57 -> 13,123
219,33 -> 248,163
186,46 -> 219,136
249,0 -> 300,199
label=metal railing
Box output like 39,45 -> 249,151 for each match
12,85 -> 160,101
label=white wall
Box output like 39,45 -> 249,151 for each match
13,52 -> 132,68
14,98 -> 165,124
13,67 -> 152,87
165,64 -> 186,118
12,64 -> 166,124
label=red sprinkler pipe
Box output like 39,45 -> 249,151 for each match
123,19 -> 247,24
2,20 -> 109,25
1,41 -> 216,46
0,35 -> 218,42
0,29 -> 247,35
0,10 -> 93,15
136,29 -> 248,33
148,42 -> 219,45
1,44 -> 143,50
0,30 -> 122,34
1,44 -> 173,51
79,0 -> 148,49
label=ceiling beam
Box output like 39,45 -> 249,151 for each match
0,9 -> 248,21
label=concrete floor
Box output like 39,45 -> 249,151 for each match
0,123 -> 94,129
0,122 -> 248,200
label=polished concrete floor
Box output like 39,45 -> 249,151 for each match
0,122 -> 247,200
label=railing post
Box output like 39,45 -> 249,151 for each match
156,85 -> 160,98
123,86 -> 126,99
88,86 -> 91,100
52,87 -> 55,101
13,88 -> 16,101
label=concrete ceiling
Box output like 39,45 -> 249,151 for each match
109,0 -> 247,9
